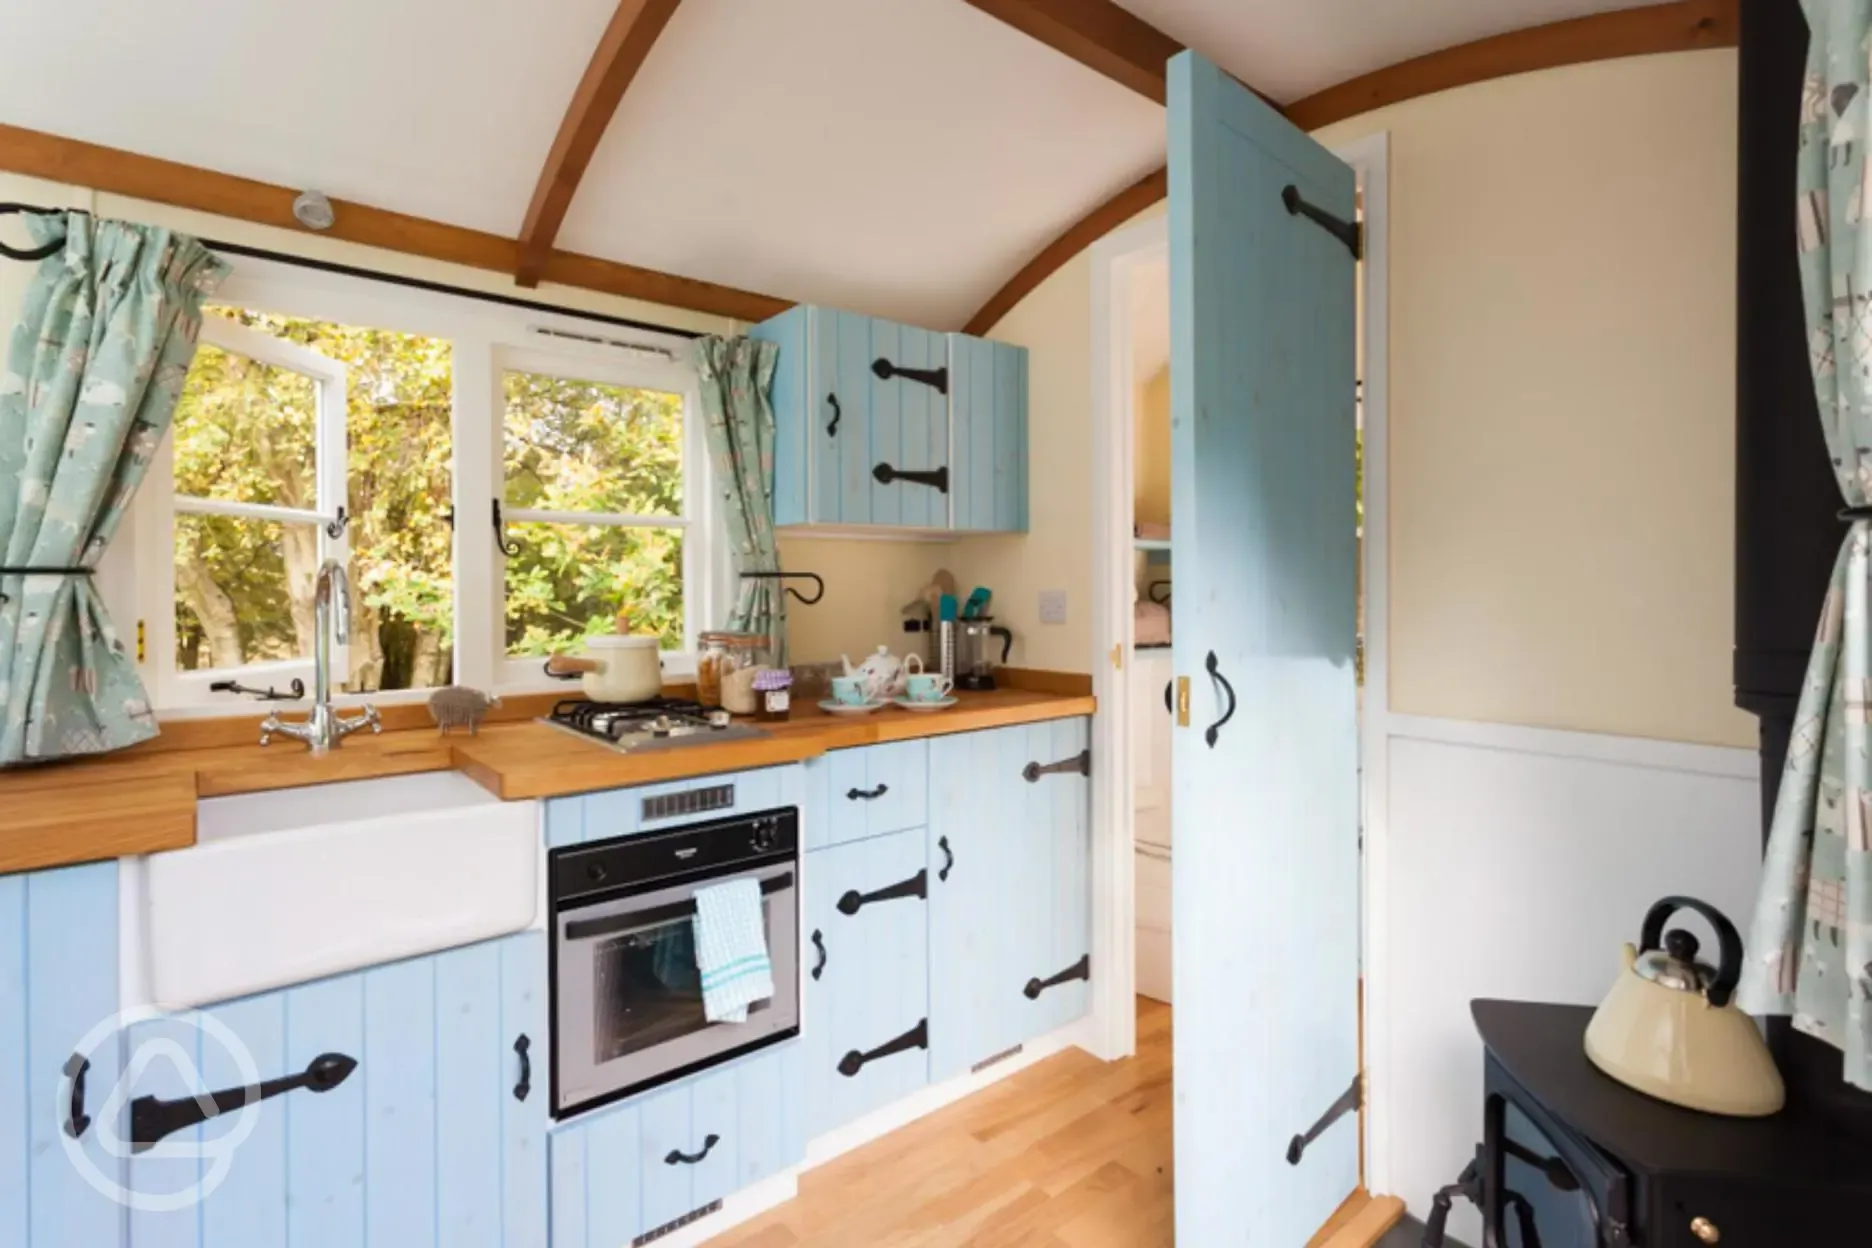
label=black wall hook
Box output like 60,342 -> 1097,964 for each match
0,203 -> 69,262
492,500 -> 522,558
740,571 -> 825,605
1280,185 -> 1361,260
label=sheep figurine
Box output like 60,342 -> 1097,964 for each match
428,686 -> 502,736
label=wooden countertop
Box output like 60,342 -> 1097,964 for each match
0,685 -> 1094,876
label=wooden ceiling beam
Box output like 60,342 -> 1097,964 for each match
515,0 -> 685,287
960,0 -> 1184,103
0,122 -> 790,325
960,0 -> 1739,336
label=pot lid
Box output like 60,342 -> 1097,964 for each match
1634,929 -> 1716,995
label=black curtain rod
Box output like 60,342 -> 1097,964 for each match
0,202 -> 709,342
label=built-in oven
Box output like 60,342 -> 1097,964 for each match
549,806 -> 800,1119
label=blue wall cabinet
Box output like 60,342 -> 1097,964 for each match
801,739 -> 929,851
548,1041 -> 806,1248
122,931 -> 548,1248
804,827 -> 931,1138
1169,50 -> 1362,1245
751,307 -> 1028,533
0,862 -> 126,1248
926,719 -> 1091,1083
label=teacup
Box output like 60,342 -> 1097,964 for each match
831,676 -> 871,706
904,673 -> 953,703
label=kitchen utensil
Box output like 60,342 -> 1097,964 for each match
697,631 -> 771,708
956,619 -> 1014,692
1582,895 -> 1784,1117
892,695 -> 958,713
830,676 -> 870,706
905,673 -> 952,702
545,615 -> 663,702
934,619 -> 956,684
939,594 -> 958,623
962,587 -> 992,620
818,698 -> 888,717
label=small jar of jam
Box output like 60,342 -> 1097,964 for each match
753,668 -> 793,722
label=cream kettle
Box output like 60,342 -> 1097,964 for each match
1583,895 -> 1784,1117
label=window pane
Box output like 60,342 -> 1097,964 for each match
175,513 -> 320,671
503,372 -> 682,517
505,523 -> 683,656
173,336 -> 319,509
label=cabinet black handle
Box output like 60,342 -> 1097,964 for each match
1023,749 -> 1090,783
1163,679 -> 1173,715
63,1053 -> 91,1139
1203,650 -> 1236,749
130,1052 -> 358,1152
838,868 -> 927,916
846,783 -> 890,801
811,928 -> 827,981
664,1133 -> 721,1166
1023,954 -> 1091,1000
938,836 -> 954,882
826,392 -> 841,437
872,463 -> 949,494
871,357 -> 949,394
838,1018 -> 929,1078
513,1034 -> 532,1103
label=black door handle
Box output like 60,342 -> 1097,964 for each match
837,868 -> 927,916
63,1054 -> 91,1138
826,392 -> 841,436
838,1018 -> 929,1078
130,1052 -> 358,1152
1023,954 -> 1091,1000
1023,749 -> 1090,783
846,783 -> 890,801
664,1133 -> 721,1166
513,1034 -> 532,1103
871,357 -> 949,394
1164,679 -> 1172,715
811,928 -> 827,981
1204,650 -> 1236,749
937,836 -> 954,882
872,463 -> 949,493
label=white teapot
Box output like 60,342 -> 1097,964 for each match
840,646 -> 923,700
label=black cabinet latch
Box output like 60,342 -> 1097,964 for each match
872,463 -> 949,493
871,358 -> 948,394
130,1052 -> 358,1152
1024,749 -> 1091,783
837,868 -> 928,916
838,1019 -> 929,1077
1287,1072 -> 1361,1165
1024,954 -> 1091,1000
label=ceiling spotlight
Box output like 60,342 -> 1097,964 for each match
292,191 -> 335,231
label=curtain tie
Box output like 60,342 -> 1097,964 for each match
0,566 -> 94,606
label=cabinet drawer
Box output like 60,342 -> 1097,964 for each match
805,741 -> 928,850
546,764 -> 805,848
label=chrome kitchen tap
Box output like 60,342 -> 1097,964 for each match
259,559 -> 381,753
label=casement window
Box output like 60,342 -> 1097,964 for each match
129,262 -> 722,713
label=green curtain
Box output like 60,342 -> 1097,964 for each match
1739,0 -> 1872,1090
693,335 -> 785,664
0,213 -> 227,765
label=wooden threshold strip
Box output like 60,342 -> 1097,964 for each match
1308,1188 -> 1409,1248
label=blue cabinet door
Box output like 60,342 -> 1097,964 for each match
927,720 -> 1091,1084
804,828 -> 930,1138
802,741 -> 929,851
123,931 -> 548,1248
1169,50 -> 1361,1244
949,335 -> 1029,532
0,862 -> 124,1248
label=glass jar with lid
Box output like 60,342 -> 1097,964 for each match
697,631 -> 773,710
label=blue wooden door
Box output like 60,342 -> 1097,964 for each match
0,862 -> 125,1248
1169,50 -> 1361,1244
949,335 -> 1029,532
124,932 -> 547,1248
803,828 -> 930,1137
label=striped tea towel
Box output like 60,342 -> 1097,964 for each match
692,878 -> 774,1023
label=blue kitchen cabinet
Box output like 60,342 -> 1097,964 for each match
801,739 -> 929,850
949,334 -> 1029,532
927,718 -> 1092,1083
549,1041 -> 806,1248
123,931 -> 548,1248
0,861 -> 125,1248
804,826 -> 931,1138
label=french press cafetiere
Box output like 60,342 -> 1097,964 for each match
956,619 -> 1014,691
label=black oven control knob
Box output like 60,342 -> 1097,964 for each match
586,862 -> 609,884
749,822 -> 775,852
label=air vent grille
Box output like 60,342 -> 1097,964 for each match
633,1200 -> 722,1246
971,1043 -> 1024,1075
642,784 -> 734,823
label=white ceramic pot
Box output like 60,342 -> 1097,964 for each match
547,634 -> 662,702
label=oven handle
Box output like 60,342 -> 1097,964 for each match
563,871 -> 794,942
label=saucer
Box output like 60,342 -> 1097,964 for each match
893,696 -> 959,713
819,698 -> 889,716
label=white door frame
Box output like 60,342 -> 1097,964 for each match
1085,130 -> 1393,1191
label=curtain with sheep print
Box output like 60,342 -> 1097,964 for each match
693,335 -> 786,665
0,214 -> 227,765
1739,0 -> 1872,1090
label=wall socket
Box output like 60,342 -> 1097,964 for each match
1038,589 -> 1068,625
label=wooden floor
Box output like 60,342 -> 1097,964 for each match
709,998 -> 1174,1247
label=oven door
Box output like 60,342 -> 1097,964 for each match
553,857 -> 798,1118
1484,1086 -> 1633,1248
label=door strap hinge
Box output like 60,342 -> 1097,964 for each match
1281,185 -> 1361,261
1286,1072 -> 1361,1165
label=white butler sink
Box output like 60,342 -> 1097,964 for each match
143,772 -> 538,1009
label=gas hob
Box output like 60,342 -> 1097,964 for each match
539,698 -> 769,753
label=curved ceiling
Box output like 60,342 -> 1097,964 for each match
0,0 -> 1689,329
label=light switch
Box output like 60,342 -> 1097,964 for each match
1039,590 -> 1068,625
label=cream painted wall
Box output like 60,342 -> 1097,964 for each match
1134,365 -> 1171,528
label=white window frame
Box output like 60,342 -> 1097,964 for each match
124,256 -> 729,715
136,314 -> 349,709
